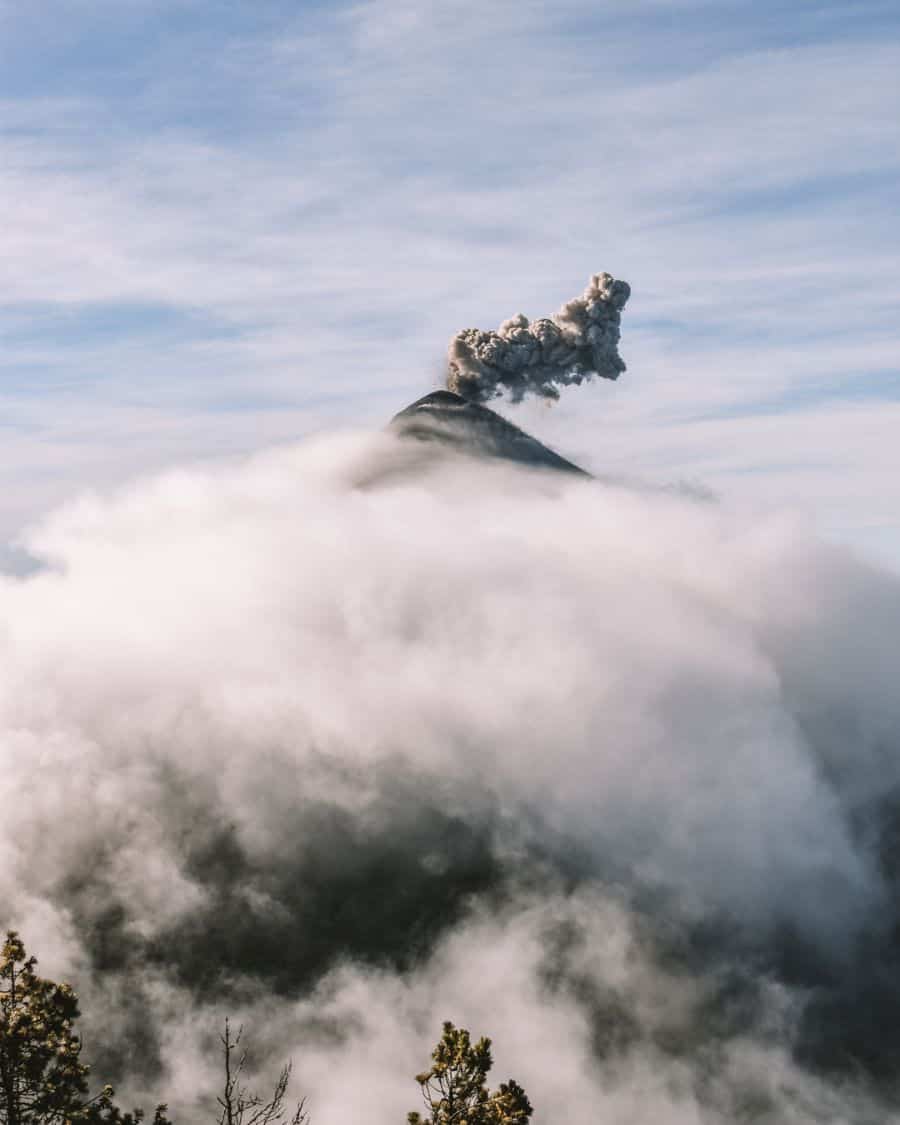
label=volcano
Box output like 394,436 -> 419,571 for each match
390,391 -> 588,475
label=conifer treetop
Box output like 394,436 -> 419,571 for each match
408,1022 -> 532,1125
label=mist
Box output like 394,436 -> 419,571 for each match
3,429 -> 900,1122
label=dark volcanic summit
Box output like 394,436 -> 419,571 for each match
390,391 -> 588,475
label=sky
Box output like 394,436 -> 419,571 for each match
2,0 -> 899,570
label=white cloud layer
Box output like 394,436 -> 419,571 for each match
3,435 -> 900,1119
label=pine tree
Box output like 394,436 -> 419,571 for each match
407,1023 -> 532,1125
81,1087 -> 172,1125
0,932 -> 90,1125
0,932 -> 170,1125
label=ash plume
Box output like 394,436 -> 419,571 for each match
3,431 -> 900,1121
446,272 -> 631,403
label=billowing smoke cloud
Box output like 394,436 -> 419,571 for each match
3,431 -> 900,1121
446,273 -> 631,402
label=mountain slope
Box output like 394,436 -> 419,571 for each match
390,391 -> 588,475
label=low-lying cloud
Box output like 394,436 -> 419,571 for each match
3,430 -> 900,1121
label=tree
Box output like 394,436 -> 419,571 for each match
81,1087 -> 172,1125
0,932 -> 170,1125
408,1022 -> 532,1125
0,932 -> 88,1125
216,1020 -> 307,1125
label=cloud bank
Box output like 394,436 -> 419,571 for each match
447,273 -> 631,402
3,431 -> 900,1121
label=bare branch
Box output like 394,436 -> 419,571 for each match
214,1023 -> 308,1125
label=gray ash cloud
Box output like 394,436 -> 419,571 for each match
446,273 -> 631,403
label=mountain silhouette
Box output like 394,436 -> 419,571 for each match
390,391 -> 588,475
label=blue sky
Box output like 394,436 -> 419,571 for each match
2,0 -> 899,568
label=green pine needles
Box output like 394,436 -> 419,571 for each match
0,933 -> 170,1125
408,1023 -> 532,1125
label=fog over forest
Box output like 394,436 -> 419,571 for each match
2,423 -> 900,1123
